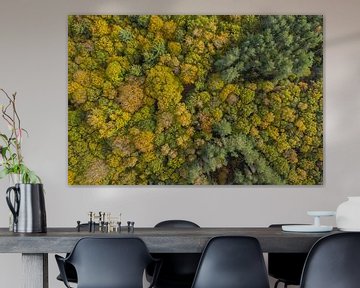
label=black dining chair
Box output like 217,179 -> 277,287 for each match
56,223 -> 99,284
191,236 -> 270,288
268,224 -> 308,288
55,237 -> 161,288
147,220 -> 201,288
56,262 -> 77,284
300,232 -> 360,288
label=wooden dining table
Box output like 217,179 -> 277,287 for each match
0,226 -> 339,288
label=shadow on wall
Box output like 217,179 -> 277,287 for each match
327,31 -> 360,46
87,0 -> 178,14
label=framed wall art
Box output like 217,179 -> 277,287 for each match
68,15 -> 323,185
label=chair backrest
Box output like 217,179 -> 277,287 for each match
67,237 -> 154,288
151,220 -> 201,286
300,232 -> 360,288
155,219 -> 200,228
191,236 -> 270,288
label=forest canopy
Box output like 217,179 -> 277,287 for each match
68,15 -> 323,185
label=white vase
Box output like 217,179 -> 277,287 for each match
336,197 -> 360,231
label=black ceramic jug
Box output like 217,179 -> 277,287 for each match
6,183 -> 47,233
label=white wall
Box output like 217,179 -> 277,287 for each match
0,0 -> 360,287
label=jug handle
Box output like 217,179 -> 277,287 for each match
6,186 -> 20,224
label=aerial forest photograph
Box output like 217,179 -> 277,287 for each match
68,15 -> 323,185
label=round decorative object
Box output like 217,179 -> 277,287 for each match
282,211 -> 335,233
336,197 -> 360,231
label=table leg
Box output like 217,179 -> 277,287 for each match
22,253 -> 48,288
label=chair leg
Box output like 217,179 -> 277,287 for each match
274,280 -> 289,288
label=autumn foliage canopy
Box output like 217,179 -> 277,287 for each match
68,15 -> 323,185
